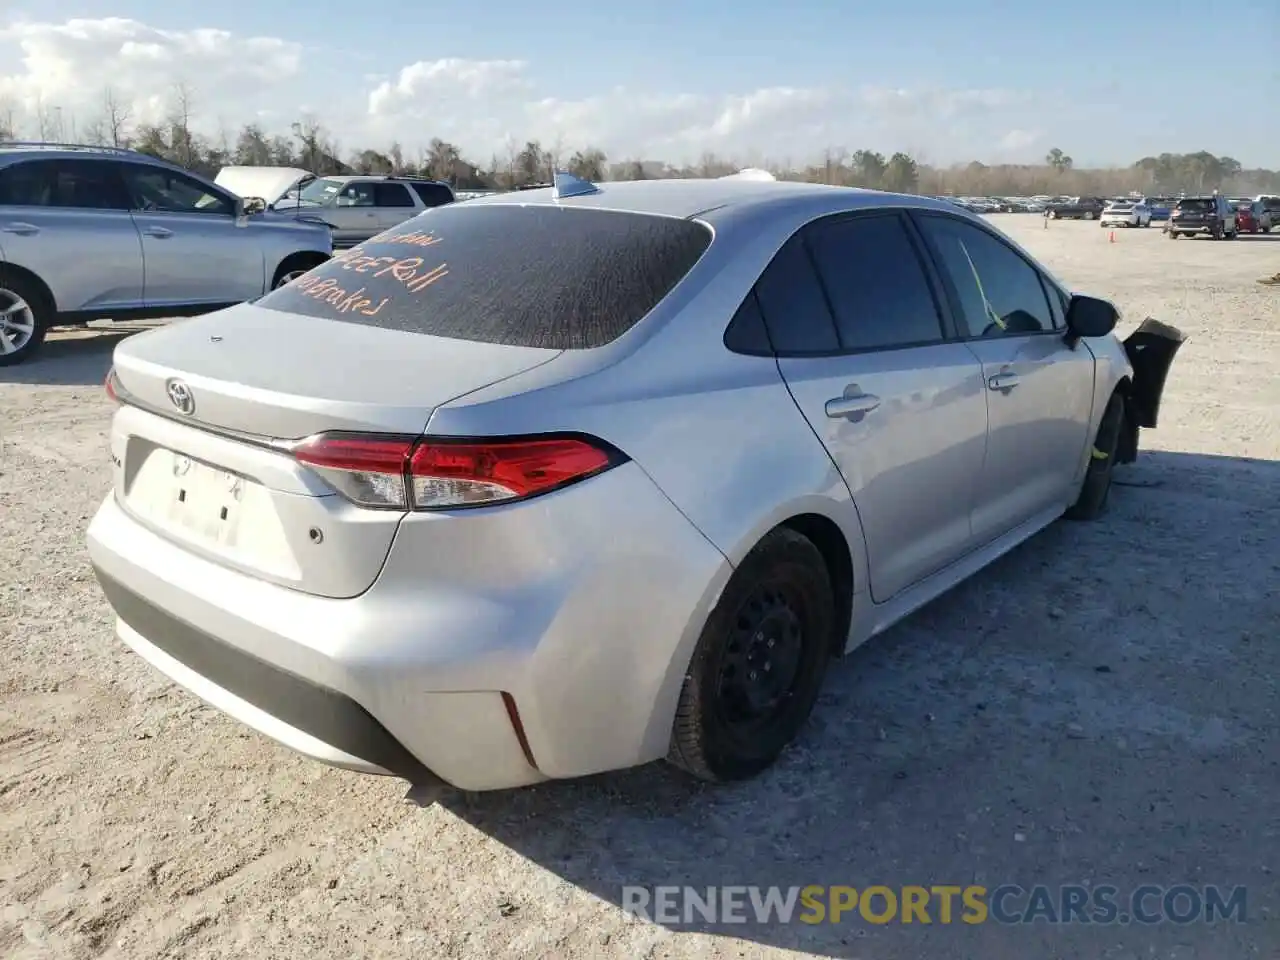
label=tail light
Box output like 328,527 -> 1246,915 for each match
291,432 -> 625,510
105,367 -> 121,403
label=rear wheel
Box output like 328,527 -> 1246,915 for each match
1067,392 -> 1125,521
0,271 -> 50,367
668,528 -> 836,782
1084,211 -> 1096,220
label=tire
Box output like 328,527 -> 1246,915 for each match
668,528 -> 836,782
1048,210 -> 1059,220
1066,392 -> 1125,521
1084,211 -> 1095,220
1168,230 -> 1178,239
271,253 -> 328,289
0,270 -> 51,367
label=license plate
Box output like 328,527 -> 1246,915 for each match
163,452 -> 248,547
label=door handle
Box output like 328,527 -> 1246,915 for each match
143,226 -> 173,238
825,393 -> 882,420
1,222 -> 39,236
987,372 -> 1020,392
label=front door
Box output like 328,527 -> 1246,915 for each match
759,214 -> 989,603
328,182 -> 381,245
911,212 -> 1094,544
121,163 -> 264,306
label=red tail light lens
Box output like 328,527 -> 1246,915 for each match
105,367 -> 121,403
291,433 -> 622,510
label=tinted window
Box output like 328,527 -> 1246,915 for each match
723,291 -> 773,356
410,182 -> 454,207
0,158 -> 130,209
805,214 -> 945,350
917,215 -> 1053,338
122,164 -> 233,215
1176,199 -> 1213,211
338,182 -> 375,207
256,204 -> 711,349
373,183 -> 414,208
753,235 -> 840,355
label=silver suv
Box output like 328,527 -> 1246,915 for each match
0,142 -> 333,365
271,175 -> 455,246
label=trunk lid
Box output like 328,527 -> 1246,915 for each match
112,302 -> 561,438
109,302 -> 560,599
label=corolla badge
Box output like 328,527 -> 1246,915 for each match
165,378 -> 195,415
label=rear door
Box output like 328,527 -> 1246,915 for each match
912,212 -> 1094,543
0,157 -> 144,312
121,162 -> 264,306
372,182 -> 418,232
762,212 -> 988,602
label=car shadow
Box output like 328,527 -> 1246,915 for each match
0,323 -> 157,386
428,450 -> 1278,958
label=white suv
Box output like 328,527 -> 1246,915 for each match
272,176 -> 455,246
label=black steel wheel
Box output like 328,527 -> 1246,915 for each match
668,528 -> 836,782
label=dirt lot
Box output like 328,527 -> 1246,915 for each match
2,216 -> 1277,959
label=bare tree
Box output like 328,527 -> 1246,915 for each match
102,87 -> 132,147
169,81 -> 197,167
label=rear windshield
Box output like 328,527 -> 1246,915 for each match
257,204 -> 712,348
1176,199 -> 1213,211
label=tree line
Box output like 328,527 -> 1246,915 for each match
2,86 -> 1276,198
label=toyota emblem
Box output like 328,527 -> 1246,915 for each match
165,378 -> 195,416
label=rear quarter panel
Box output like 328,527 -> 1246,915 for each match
425,200 -> 872,584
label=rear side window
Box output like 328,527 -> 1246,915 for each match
753,235 -> 840,355
0,158 -> 131,209
805,214 -> 946,350
373,183 -> 414,208
410,182 -> 454,207
256,204 -> 712,349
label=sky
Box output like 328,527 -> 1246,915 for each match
0,1 -> 1276,169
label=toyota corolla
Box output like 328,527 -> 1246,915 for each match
88,174 -> 1184,792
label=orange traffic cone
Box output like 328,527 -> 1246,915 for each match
1109,230 -> 1116,243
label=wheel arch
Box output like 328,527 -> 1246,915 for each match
0,262 -> 57,314
270,249 -> 330,287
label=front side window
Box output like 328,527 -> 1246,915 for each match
122,165 -> 233,216
916,215 -> 1053,338
337,183 -> 376,207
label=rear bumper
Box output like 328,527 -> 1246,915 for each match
87,462 -> 731,791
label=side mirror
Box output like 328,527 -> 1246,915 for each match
1064,294 -> 1118,345
241,196 -> 267,215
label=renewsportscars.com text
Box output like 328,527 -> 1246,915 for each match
621,884 -> 1247,926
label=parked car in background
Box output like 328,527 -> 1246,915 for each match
1165,195 -> 1237,239
1230,200 -> 1266,234
1252,195 -> 1279,232
272,175 -> 456,246
214,166 -> 318,207
1146,198 -> 1174,221
1100,198 -> 1153,228
89,174 -> 1184,792
0,142 -> 333,365
1045,197 -> 1107,220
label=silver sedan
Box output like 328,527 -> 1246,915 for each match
87,175 -> 1184,792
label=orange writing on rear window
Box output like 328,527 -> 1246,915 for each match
290,275 -> 388,316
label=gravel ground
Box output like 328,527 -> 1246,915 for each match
2,216 -> 1278,959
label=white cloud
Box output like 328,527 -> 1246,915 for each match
997,129 -> 1043,152
0,18 -> 303,133
0,17 -> 1042,164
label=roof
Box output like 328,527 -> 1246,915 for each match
464,177 -> 936,221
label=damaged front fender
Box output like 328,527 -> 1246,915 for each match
1116,318 -> 1186,462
